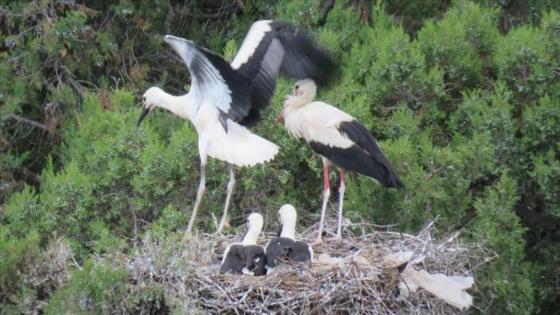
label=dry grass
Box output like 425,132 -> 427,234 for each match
124,220 -> 490,314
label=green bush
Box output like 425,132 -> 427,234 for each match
44,259 -> 129,314
520,96 -> 560,157
418,2 -> 499,92
532,152 -> 560,218
494,26 -> 558,107
0,230 -> 41,313
470,173 -> 535,314
450,84 -> 516,165
2,1 -> 560,314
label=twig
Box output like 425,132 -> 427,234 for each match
8,114 -> 54,133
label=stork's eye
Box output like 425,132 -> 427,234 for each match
142,96 -> 146,102
295,85 -> 299,90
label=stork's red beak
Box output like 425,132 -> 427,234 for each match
276,110 -> 285,123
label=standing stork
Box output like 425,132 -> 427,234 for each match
277,79 -> 404,243
138,21 -> 337,234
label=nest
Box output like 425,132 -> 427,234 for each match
126,220 -> 489,314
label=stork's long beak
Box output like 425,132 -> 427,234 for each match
276,110 -> 285,124
137,107 -> 150,127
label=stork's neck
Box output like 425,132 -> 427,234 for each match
156,90 -> 197,120
284,94 -> 310,110
280,223 -> 296,239
241,224 -> 262,245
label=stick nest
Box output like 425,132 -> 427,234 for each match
126,220 -> 489,314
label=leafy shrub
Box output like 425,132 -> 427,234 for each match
494,26 -> 558,107
470,174 -> 535,314
520,96 -> 560,157
532,152 -> 560,218
450,85 -> 516,165
2,1 -> 560,314
0,233 -> 73,314
0,230 -> 41,313
418,2 -> 499,93
44,259 -> 129,314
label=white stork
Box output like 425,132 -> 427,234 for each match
277,79 -> 404,243
220,213 -> 267,276
138,21 -> 337,234
265,204 -> 313,268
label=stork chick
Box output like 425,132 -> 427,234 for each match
221,213 -> 267,276
265,204 -> 313,268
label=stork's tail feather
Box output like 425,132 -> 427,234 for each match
385,170 -> 405,189
207,122 -> 279,167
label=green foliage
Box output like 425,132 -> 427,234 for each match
520,96 -> 560,156
540,9 -> 560,56
365,14 -> 444,110
44,259 -> 129,314
450,85 -> 516,164
0,234 -> 74,314
2,1 -> 560,314
471,174 -> 535,314
417,1 -> 499,92
1,186 -> 40,238
494,25 -> 559,106
533,151 -> 560,218
0,230 -> 41,311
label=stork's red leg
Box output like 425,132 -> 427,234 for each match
313,158 -> 331,245
336,169 -> 346,239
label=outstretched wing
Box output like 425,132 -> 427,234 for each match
232,20 -> 338,125
165,35 -> 252,126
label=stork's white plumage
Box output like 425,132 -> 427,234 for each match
221,213 -> 267,276
265,204 -> 313,268
138,21 -> 337,234
278,80 -> 404,243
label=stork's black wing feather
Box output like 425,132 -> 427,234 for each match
309,120 -> 404,188
195,46 -> 252,122
233,20 -> 338,126
265,237 -> 294,268
272,21 -> 337,86
243,245 -> 267,276
220,244 -> 246,274
289,241 -> 313,262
